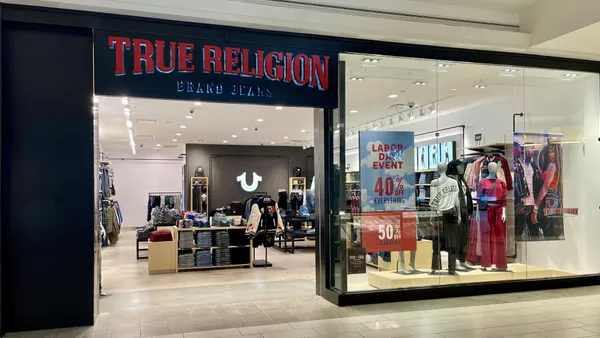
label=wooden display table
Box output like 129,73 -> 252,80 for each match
376,240 -> 433,271
148,240 -> 177,274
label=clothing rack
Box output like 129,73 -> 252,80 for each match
148,192 -> 182,197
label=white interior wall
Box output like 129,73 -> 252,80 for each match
111,159 -> 183,227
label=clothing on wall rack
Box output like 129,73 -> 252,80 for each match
147,192 -> 182,221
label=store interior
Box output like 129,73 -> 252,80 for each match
94,52 -> 600,305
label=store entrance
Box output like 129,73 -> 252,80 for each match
95,96 -> 319,319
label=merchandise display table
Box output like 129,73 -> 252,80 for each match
368,263 -> 573,289
276,216 -> 316,254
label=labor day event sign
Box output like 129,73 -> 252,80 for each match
359,131 -> 416,212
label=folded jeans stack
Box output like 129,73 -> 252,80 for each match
212,212 -> 229,227
214,231 -> 230,248
196,231 -> 213,248
194,250 -> 213,266
136,223 -> 155,241
178,252 -> 195,268
178,231 -> 194,249
214,248 -> 231,266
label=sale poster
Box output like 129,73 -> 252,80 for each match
360,211 -> 417,252
359,131 -> 415,212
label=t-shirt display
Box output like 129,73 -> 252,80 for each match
429,178 -> 459,211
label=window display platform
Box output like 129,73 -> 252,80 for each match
376,240 -> 433,271
368,263 -> 573,289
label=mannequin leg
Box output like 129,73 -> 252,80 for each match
458,212 -> 469,263
431,228 -> 442,272
480,210 -> 492,268
444,213 -> 459,274
490,206 -> 507,270
409,250 -> 417,269
398,251 -> 409,273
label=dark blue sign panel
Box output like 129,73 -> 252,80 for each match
94,30 -> 338,108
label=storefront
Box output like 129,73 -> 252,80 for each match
2,3 -> 600,335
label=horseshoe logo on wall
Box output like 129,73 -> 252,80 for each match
236,172 -> 262,192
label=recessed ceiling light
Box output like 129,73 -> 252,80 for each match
93,96 -> 99,104
373,127 -> 378,130
350,110 -> 358,113
473,84 -> 487,89
232,135 -> 237,138
271,141 -> 275,144
452,88 -> 457,91
564,73 -> 578,77
275,106 -> 283,110
156,144 -> 161,147
362,58 -> 380,63
172,139 -> 178,142
223,140 -> 228,143
176,133 -> 182,136
301,129 -> 307,133
413,81 -> 427,85
194,102 -> 202,106
351,77 -> 364,81
257,118 -> 264,122
180,125 -> 187,128
437,64 -> 451,68
388,94 -> 398,98
186,115 -> 193,119
504,68 -> 518,73
284,136 -> 289,139
121,97 -> 129,105
242,127 -> 249,131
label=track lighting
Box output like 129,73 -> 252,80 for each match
389,117 -> 394,125
379,120 -> 385,128
398,114 -> 404,122
408,110 -> 415,120
419,107 -> 425,116
429,104 -> 437,114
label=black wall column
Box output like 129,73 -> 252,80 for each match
1,22 -> 94,332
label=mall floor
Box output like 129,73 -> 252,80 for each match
8,231 -> 600,338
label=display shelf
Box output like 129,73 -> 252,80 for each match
190,176 -> 209,212
178,264 -> 252,271
289,177 -> 307,197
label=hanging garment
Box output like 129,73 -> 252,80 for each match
106,206 -> 121,244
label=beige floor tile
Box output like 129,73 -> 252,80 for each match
261,328 -> 320,338
338,315 -> 390,324
533,321 -> 587,331
319,334 -> 364,338
439,329 -> 490,338
290,319 -> 342,329
497,334 -> 546,338
313,323 -> 372,335
237,323 -> 293,335
539,328 -> 599,338
485,324 -> 545,337
363,320 -> 414,330
183,328 -> 241,338
583,326 -> 600,335
150,335 -> 183,338
576,318 -> 600,327
358,327 -> 418,338
410,323 -> 464,335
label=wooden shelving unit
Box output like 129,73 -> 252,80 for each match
174,227 -> 252,272
190,176 -> 208,212
289,177 -> 306,196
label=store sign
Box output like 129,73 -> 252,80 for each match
237,172 -> 262,192
359,131 -> 415,211
94,30 -> 338,108
360,211 -> 417,252
347,247 -> 367,274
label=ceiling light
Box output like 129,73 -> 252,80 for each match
121,97 -> 129,105
362,58 -> 380,63
271,141 -> 276,144
398,114 -> 404,122
504,68 -> 518,73
334,130 -> 340,134
437,64 -> 451,68
301,129 -> 306,133
124,111 -> 131,118
93,96 -> 99,104
350,77 -> 364,81
232,135 -> 237,138
473,84 -> 487,89
564,73 -> 578,77
413,81 -> 427,86
429,104 -> 437,114
275,106 -> 283,110
186,115 -> 193,119
180,125 -> 187,129
172,139 -> 178,142
452,88 -> 457,91
499,73 -> 516,77
156,144 -> 161,147
126,120 -> 133,128
373,126 -> 378,130
419,107 -> 425,116
408,110 -> 415,120
242,128 -> 249,131
223,140 -> 228,143
176,133 -> 182,136
257,118 -> 264,122
350,110 -> 358,114
194,102 -> 202,106
388,94 -> 398,98
284,136 -> 289,139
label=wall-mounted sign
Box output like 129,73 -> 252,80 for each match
359,131 -> 415,211
236,172 -> 262,192
94,30 -> 338,108
475,133 -> 482,142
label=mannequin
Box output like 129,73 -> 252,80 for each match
429,162 -> 461,275
446,160 -> 474,271
476,162 -> 508,271
397,214 -> 420,274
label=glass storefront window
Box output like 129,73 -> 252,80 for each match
334,53 -> 600,293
